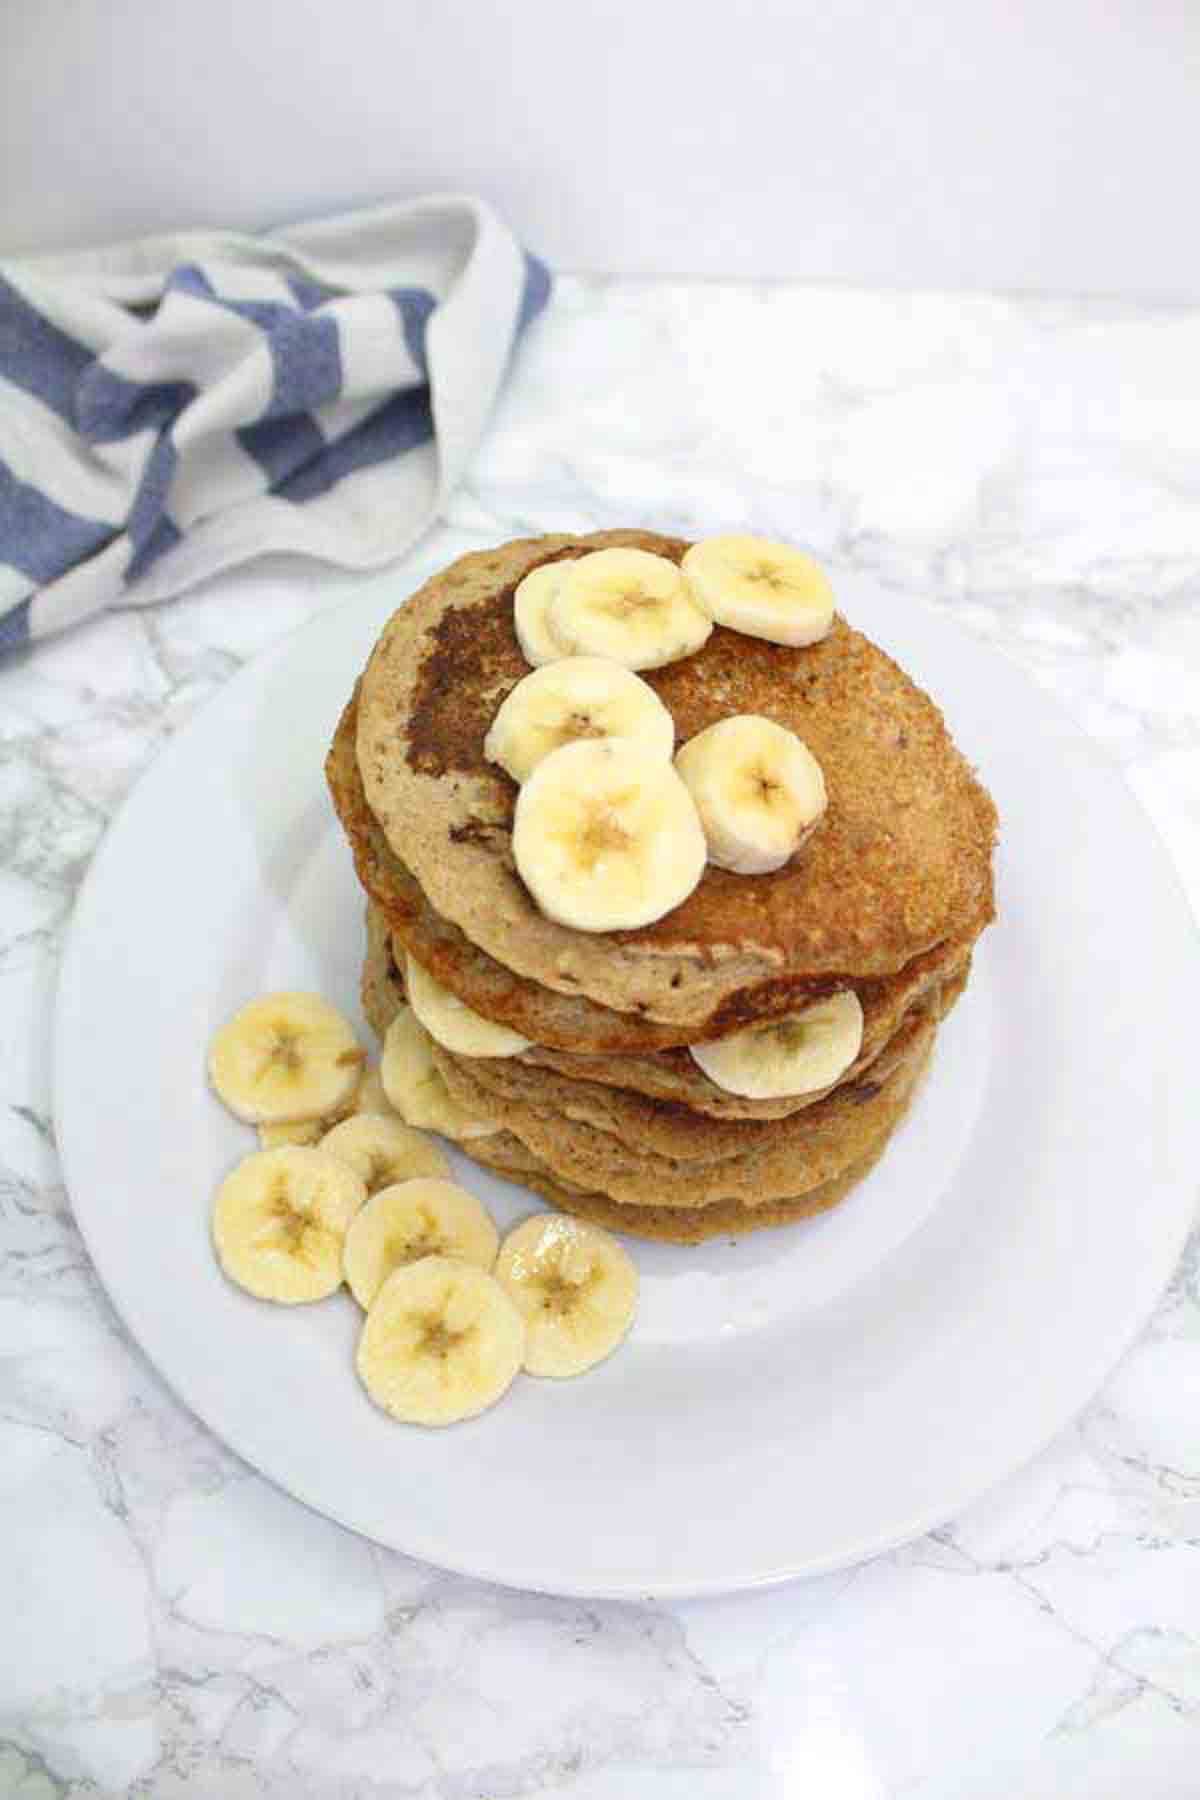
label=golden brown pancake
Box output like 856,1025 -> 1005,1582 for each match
435,1014 -> 935,1208
463,1131 -> 899,1245
359,943 -> 922,1245
336,697 -> 986,1056
359,894 -> 969,1118
331,698 -> 692,1052
355,529 -> 996,1027
433,1010 -> 924,1165
359,913 -> 938,1221
433,963 -> 962,1166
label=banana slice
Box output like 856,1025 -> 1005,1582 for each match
689,990 -> 864,1098
343,1178 -> 499,1309
355,1256 -> 525,1425
674,714 -> 827,874
514,561 -> 569,666
548,547 -> 712,671
494,1214 -> 638,1377
682,534 -> 835,647
484,657 -> 674,785
354,1065 -> 398,1119
256,1069 -> 368,1149
208,992 -> 364,1124
381,1005 -> 498,1140
512,739 -> 706,932
406,955 -> 531,1058
257,1117 -> 325,1149
319,1113 -> 450,1195
212,1146 -> 367,1303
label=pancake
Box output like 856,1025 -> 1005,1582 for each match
520,954 -> 969,1118
360,895 -> 970,1118
335,696 -> 988,1055
331,694 -> 690,1052
435,1014 -> 936,1208
361,903 -> 409,1038
355,529 -> 997,1027
463,1131 -> 898,1246
434,1001 -> 931,1165
434,962 -> 964,1165
359,893 -> 936,1236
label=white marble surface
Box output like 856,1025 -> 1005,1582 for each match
2,277 -> 1199,1798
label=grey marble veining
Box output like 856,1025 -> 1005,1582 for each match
2,277 -> 1199,1799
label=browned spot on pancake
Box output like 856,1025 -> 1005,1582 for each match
405,594 -> 526,778
449,818 -> 512,847
698,931 -> 953,1035
404,540 -> 691,782
703,972 -> 847,1034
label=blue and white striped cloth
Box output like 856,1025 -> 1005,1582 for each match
0,195 -> 549,656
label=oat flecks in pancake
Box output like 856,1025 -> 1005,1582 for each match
355,530 -> 996,1026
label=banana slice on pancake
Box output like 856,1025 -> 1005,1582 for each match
380,1005 -> 498,1140
512,739 -> 706,932
674,714 -> 827,874
682,534 -> 834,647
485,657 -> 674,784
548,547 -> 711,670
406,955 -> 532,1057
513,561 -> 570,665
690,991 -> 864,1098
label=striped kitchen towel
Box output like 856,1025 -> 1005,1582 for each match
0,195 -> 550,655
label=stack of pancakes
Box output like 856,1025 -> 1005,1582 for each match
327,530 -> 996,1245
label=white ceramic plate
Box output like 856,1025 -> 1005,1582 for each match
54,569 -> 1200,1599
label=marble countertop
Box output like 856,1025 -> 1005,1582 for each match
3,277 -> 1199,1799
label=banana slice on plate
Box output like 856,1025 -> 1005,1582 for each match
690,990 -> 864,1098
343,1177 -> 499,1310
355,1256 -> 525,1425
484,657 -> 674,785
208,992 -> 364,1124
513,561 -> 569,666
682,534 -> 834,647
381,1006 -> 497,1140
406,955 -> 531,1057
319,1113 -> 450,1194
674,714 -> 827,874
212,1146 -> 367,1303
512,738 -> 706,932
257,1117 -> 325,1149
495,1214 -> 639,1377
256,1067 -> 369,1149
548,547 -> 711,671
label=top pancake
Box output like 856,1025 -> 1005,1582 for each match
330,692 -> 990,1057
357,529 -> 997,1028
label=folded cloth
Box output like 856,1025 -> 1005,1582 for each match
0,194 -> 549,655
